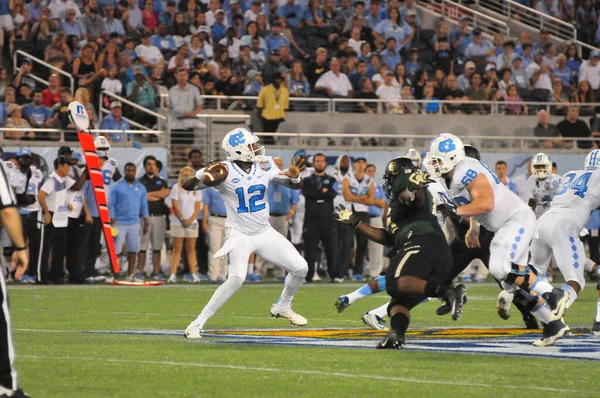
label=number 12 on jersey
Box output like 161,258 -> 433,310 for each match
235,184 -> 266,213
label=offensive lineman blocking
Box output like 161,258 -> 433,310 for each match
182,128 -> 309,337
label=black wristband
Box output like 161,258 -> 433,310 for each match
13,245 -> 27,252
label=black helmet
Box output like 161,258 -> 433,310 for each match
57,146 -> 73,156
383,156 -> 416,200
464,145 -> 480,161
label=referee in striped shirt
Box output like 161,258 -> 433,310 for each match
0,161 -> 30,397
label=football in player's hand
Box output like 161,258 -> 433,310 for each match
202,163 -> 229,186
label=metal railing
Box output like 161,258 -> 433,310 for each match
12,50 -> 75,94
253,132 -> 597,153
197,94 -> 600,116
440,0 -> 510,38
0,127 -> 162,144
474,0 -> 576,42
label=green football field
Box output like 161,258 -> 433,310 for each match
8,281 -> 600,397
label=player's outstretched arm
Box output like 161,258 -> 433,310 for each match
275,157 -> 304,189
335,204 -> 393,246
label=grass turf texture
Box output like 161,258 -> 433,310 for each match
9,283 -> 599,397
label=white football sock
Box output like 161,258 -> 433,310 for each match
584,258 -> 597,273
529,275 -> 554,296
596,299 -> 600,322
531,302 -> 552,324
367,302 -> 389,319
247,263 -> 254,275
193,276 -> 244,328
346,284 -> 374,304
562,284 -> 578,309
276,271 -> 304,308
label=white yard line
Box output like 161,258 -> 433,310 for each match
16,355 -> 595,394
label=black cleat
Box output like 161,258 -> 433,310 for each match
532,319 -> 569,347
441,284 -> 467,321
0,388 -> 30,398
593,321 -> 600,336
522,313 -> 539,330
436,294 -> 467,316
376,331 -> 405,349
542,288 -> 569,321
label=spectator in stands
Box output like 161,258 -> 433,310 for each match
30,6 -> 58,41
54,88 -> 74,137
465,28 -> 495,66
484,63 -> 499,90
257,70 -> 288,140
336,0 -> 353,27
48,0 -> 80,20
205,0 -> 221,27
457,60 -> 475,91
127,65 -> 157,113
44,32 -> 72,69
3,104 -> 34,140
141,0 -> 159,32
510,56 -> 529,90
565,43 -> 582,76
433,38 -> 453,75
431,21 -> 449,51
265,21 -> 289,53
515,31 -> 531,56
542,43 -> 559,69
244,69 -> 263,95
233,46 -> 258,81
373,7 -> 413,54
208,47 -> 230,78
577,0 -> 597,45
537,0 -> 560,18
316,57 -> 352,99
496,40 -> 517,70
80,0 -> 107,41
242,21 -> 267,51
220,27 -> 242,59
579,50 -> 600,92
101,66 -> 124,96
533,30 -> 551,54
262,49 -> 285,84
348,27 -> 365,54
423,82 -> 440,114
518,43 -> 534,69
527,49 -> 553,96
498,68 -> 511,97
554,53 -> 574,89
0,67 -> 7,98
73,44 -> 107,100
23,89 -> 55,129
450,15 -> 471,59
136,31 -> 165,68
244,1 -> 261,24
412,68 -> 427,100
306,47 -> 328,86
99,101 -> 131,143
189,35 -> 210,61
432,68 -> 447,98
376,70 -> 402,113
591,116 -> 600,143
400,0 -> 420,29
42,74 -> 61,108
465,72 -> 488,115
495,161 -> 517,193
104,4 -> 125,40
167,45 -> 191,72
534,109 -> 563,148
66,34 -> 80,58
168,68 -> 204,129
371,63 -> 390,89
60,7 -> 85,39
355,77 -> 378,114
110,162 -> 149,282
97,40 -> 121,70
27,0 -> 43,24
249,36 -> 267,67
350,60 -> 368,92
211,9 -> 228,42
404,48 -> 421,78
288,60 -> 310,97
550,79 -> 570,115
152,22 -> 177,58
12,59 -> 36,92
442,74 -> 467,114
572,79 -> 595,115
365,2 -> 381,28
504,84 -> 528,115
557,106 -> 595,149
74,87 -> 97,129
303,0 -> 322,28
16,85 -> 32,105
379,37 -> 401,71
395,63 -> 411,87
160,1 -> 177,28
123,0 -> 143,32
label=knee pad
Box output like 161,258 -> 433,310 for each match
504,263 -> 530,288
291,256 -> 308,278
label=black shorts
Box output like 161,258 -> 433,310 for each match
446,230 -> 494,282
385,233 -> 452,311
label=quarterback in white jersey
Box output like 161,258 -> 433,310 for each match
527,153 -> 562,218
182,128 -> 309,338
427,134 -> 568,345
530,149 -> 600,336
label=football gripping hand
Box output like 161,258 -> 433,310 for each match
438,193 -> 458,215
407,171 -> 431,191
334,204 -> 361,228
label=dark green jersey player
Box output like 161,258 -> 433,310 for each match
335,157 -> 466,349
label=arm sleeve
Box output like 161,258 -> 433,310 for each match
140,188 -> 149,218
